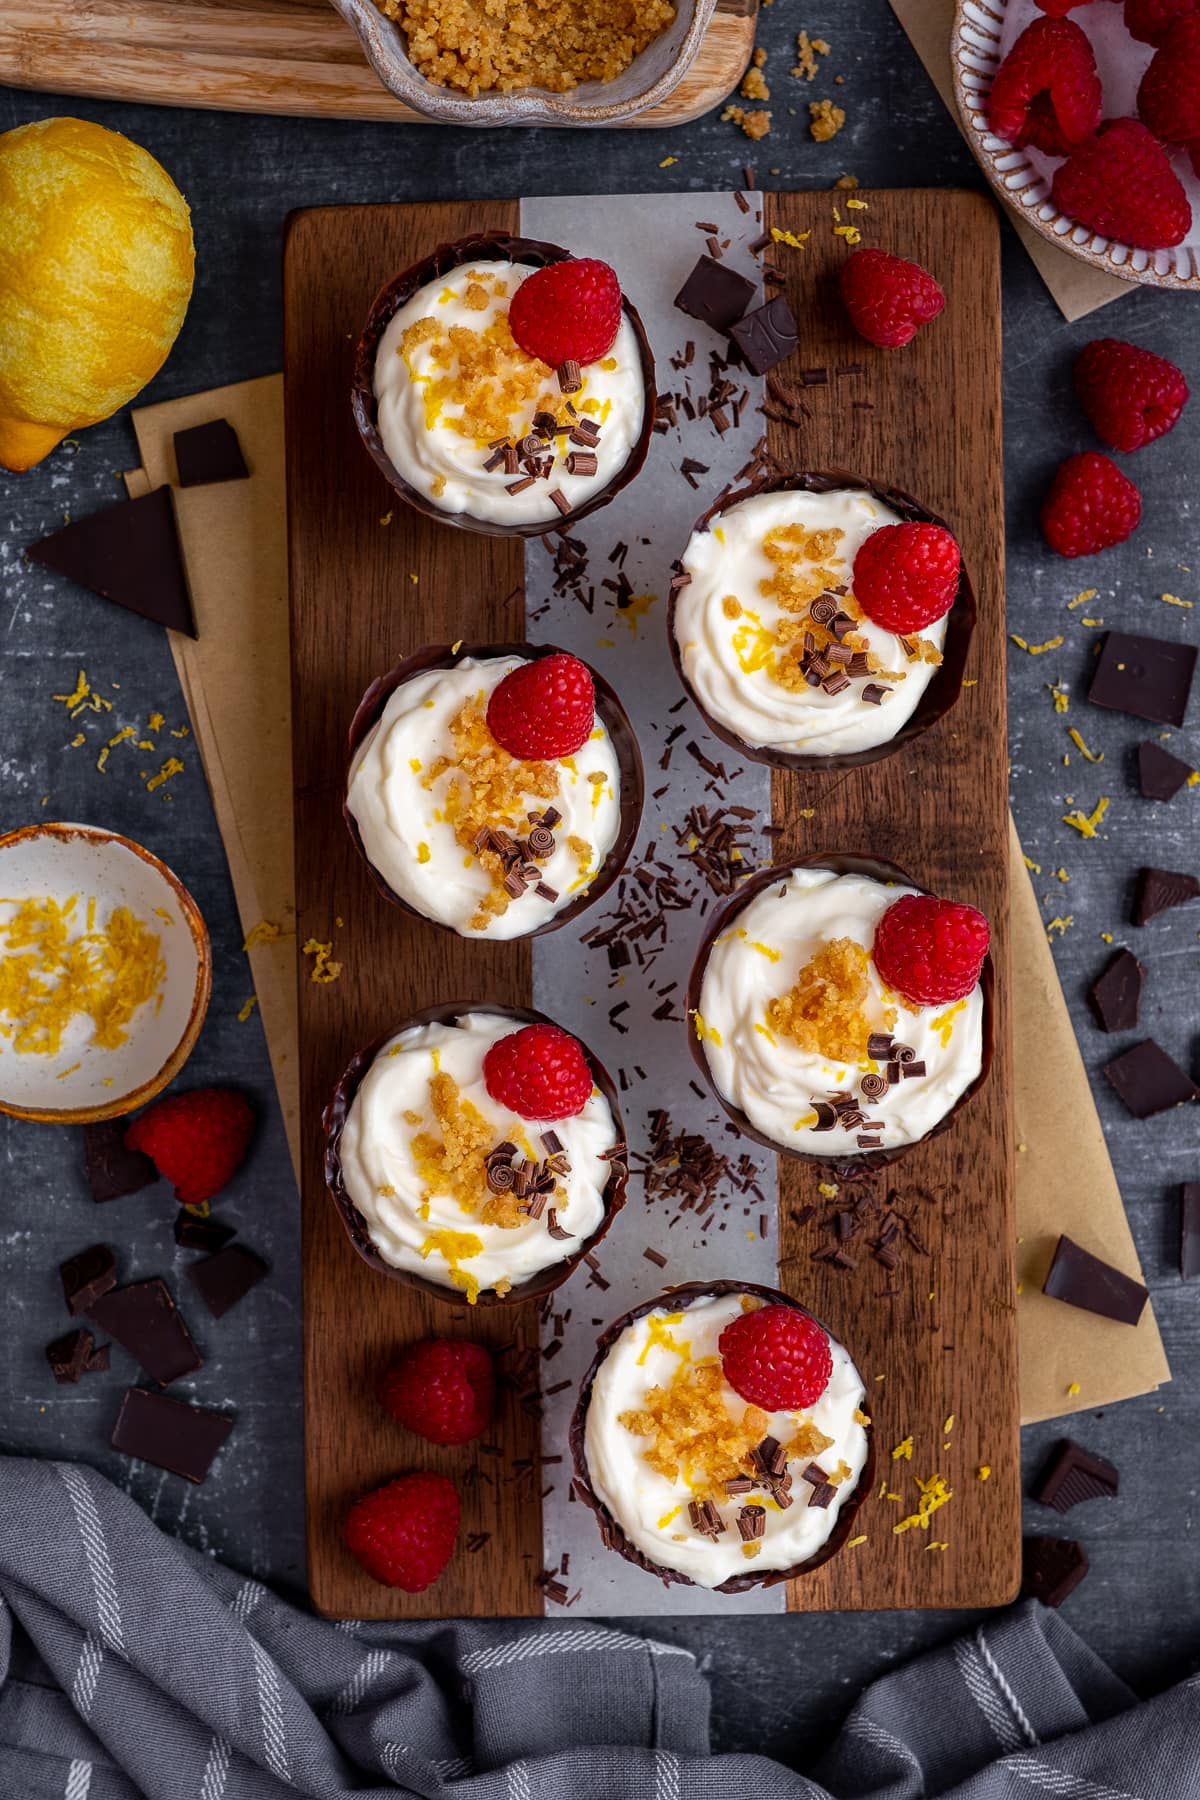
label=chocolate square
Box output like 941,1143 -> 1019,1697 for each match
673,255 -> 756,331
111,1388 -> 233,1484
184,1245 -> 267,1319
1021,1536 -> 1088,1608
1088,631 -> 1196,728
83,1121 -> 157,1204
1043,1234 -> 1149,1327
1133,866 -> 1200,926
174,418 -> 249,487
729,294 -> 799,376
1104,1039 -> 1199,1118
1033,1439 -> 1119,1513
1138,740 -> 1195,802
1088,948 -> 1144,1033
88,1278 -> 203,1386
60,1244 -> 118,1316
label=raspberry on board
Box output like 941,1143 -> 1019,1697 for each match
343,1471 -> 460,1591
873,893 -> 990,1007
718,1304 -> 834,1411
1073,338 -> 1190,453
1050,118 -> 1192,251
483,1021 -> 594,1121
838,247 -> 945,350
508,258 -> 623,369
486,651 -> 595,761
852,521 -> 962,635
1041,452 -> 1142,558
986,17 -> 1102,156
379,1338 -> 495,1447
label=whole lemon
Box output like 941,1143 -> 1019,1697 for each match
0,117 -> 195,471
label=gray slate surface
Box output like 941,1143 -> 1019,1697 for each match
1,0 -> 1199,1765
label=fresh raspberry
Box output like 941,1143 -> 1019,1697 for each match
125,1088 -> 254,1207
838,248 -> 945,349
483,1023 -> 593,1121
379,1338 -> 494,1446
1040,452 -> 1142,557
873,894 -> 990,1007
1126,0 -> 1198,46
508,258 -> 622,368
718,1305 -> 833,1411
1051,118 -> 1192,250
343,1472 -> 460,1591
1073,338 -> 1190,452
987,18 -> 1101,154
486,652 -> 595,760
852,522 -> 961,634
1138,17 -> 1200,141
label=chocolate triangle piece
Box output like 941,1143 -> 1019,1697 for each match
1133,865 -> 1200,926
60,1243 -> 118,1316
26,486 -> 196,638
47,1328 -> 96,1386
1138,740 -> 1195,802
83,1120 -> 158,1204
1033,1439 -> 1119,1513
174,1209 -> 237,1254
1021,1536 -> 1088,1608
1088,948 -> 1144,1033
88,1277 -> 203,1386
174,418 -> 249,488
1043,1233 -> 1149,1326
1104,1039 -> 1199,1119
184,1244 -> 267,1319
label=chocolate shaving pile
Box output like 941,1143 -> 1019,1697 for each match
633,1109 -> 765,1229
473,806 -> 562,907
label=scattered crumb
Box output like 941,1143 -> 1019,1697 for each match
302,938 -> 343,984
741,62 -> 770,102
722,104 -> 772,140
977,1465 -> 991,1481
237,995 -> 258,1023
809,98 -> 845,141
792,30 -> 830,80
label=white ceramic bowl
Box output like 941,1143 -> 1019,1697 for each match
952,0 -> 1200,289
330,0 -> 718,126
0,823 -> 211,1124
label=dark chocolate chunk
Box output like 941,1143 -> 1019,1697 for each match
1034,1439 -> 1119,1513
173,1210 -> 237,1253
1138,739 -> 1195,802
1088,948 -> 1144,1033
729,294 -> 799,376
1043,1234 -> 1149,1327
1104,1039 -> 1199,1118
111,1387 -> 233,1483
1089,631 -> 1196,728
60,1244 -> 118,1316
674,255 -> 756,331
86,1342 -> 111,1373
46,1328 -> 96,1385
806,1481 -> 837,1510
1182,1183 -> 1200,1282
88,1278 -> 203,1385
184,1245 -> 268,1319
1021,1535 -> 1089,1608
83,1120 -> 157,1204
1133,865 -> 1200,925
26,486 -> 196,637
173,418 -> 249,487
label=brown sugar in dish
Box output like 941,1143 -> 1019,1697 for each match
374,0 -> 677,96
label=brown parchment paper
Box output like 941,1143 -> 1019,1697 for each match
888,0 -> 1130,322
125,373 -> 1169,1423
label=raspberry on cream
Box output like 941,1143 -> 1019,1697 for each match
579,1289 -> 870,1589
346,653 -> 625,939
693,866 -> 986,1157
372,259 -> 646,528
672,486 -> 950,759
334,1012 -> 622,1303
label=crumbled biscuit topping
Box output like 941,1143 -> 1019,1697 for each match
410,1069 -> 561,1229
374,0 -> 676,96
767,936 -> 895,1064
620,1360 -> 771,1500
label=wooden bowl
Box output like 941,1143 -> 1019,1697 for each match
684,851 -> 996,1171
952,0 -> 1200,289
0,822 -> 211,1124
330,0 -> 718,127
570,1278 -> 876,1592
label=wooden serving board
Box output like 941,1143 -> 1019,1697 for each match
1,0 -> 755,129
285,192 -> 1018,1620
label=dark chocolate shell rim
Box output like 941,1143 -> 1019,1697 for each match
684,851 -> 996,1172
351,232 -> 656,539
568,1277 -> 876,1593
343,640 -> 644,939
666,468 -> 978,773
323,999 -> 628,1308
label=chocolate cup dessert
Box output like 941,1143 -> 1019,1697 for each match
323,1000 -> 628,1308
351,232 -> 656,538
686,852 -> 996,1172
570,1279 -> 876,1593
344,640 -> 645,940
667,470 -> 978,773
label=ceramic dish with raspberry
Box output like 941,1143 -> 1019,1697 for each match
344,642 -> 644,940
570,1280 -> 874,1592
324,1002 -> 628,1306
668,472 -> 976,771
352,233 -> 656,535
687,853 -> 994,1166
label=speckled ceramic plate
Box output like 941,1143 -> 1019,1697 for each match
952,0 -> 1200,289
0,822 -> 211,1124
330,0 -> 718,126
